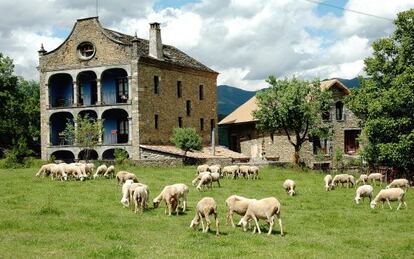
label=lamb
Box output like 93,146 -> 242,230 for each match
132,184 -> 150,213
190,197 -> 219,236
84,163 -> 95,177
153,183 -> 189,214
222,165 -> 239,179
386,179 -> 409,190
208,164 -> 221,176
50,164 -> 67,181
196,173 -> 213,191
225,195 -> 255,227
116,171 -> 138,185
283,179 -> 296,196
356,174 -> 368,185
355,185 -> 374,204
72,163 -> 89,179
120,179 -> 134,207
238,165 -> 250,179
93,164 -> 107,179
368,173 -> 384,186
332,174 -> 355,188
197,164 -> 210,175
104,165 -> 115,178
152,185 -> 180,216
36,163 -> 55,177
192,171 -> 209,186
370,188 -> 407,210
324,174 -> 333,191
128,183 -> 150,209
248,166 -> 259,179
192,171 -> 220,188
63,163 -> 84,181
238,197 -> 284,236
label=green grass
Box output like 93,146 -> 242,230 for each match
0,166 -> 413,258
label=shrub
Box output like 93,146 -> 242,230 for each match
170,127 -> 202,156
114,149 -> 129,165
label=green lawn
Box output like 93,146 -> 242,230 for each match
0,165 -> 413,258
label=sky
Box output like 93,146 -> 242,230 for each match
0,0 -> 413,91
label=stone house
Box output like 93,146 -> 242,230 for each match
218,79 -> 361,166
38,17 -> 218,161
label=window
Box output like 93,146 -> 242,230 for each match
322,111 -> 330,121
77,42 -> 95,60
154,114 -> 159,129
210,119 -> 215,132
177,81 -> 182,98
199,85 -> 204,100
336,101 -> 344,121
154,76 -> 160,94
178,117 -> 183,128
345,130 -> 361,155
186,100 -> 191,116
200,118 -> 204,131
116,78 -> 128,103
118,120 -> 129,134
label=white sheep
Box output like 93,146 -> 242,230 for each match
50,164 -> 67,181
116,171 -> 138,185
324,174 -> 333,191
238,197 -> 284,236
386,179 -> 409,190
190,197 -> 219,235
36,163 -> 55,177
104,165 -> 115,178
332,174 -> 355,188
196,173 -> 213,191
192,171 -> 210,186
356,174 -> 368,185
93,164 -> 107,179
85,163 -> 95,176
248,166 -> 259,179
152,185 -> 180,216
370,188 -> 407,210
120,179 -> 134,207
63,163 -> 84,181
222,165 -> 239,179
132,184 -> 150,213
153,183 -> 189,214
209,164 -> 221,176
368,173 -> 384,186
238,165 -> 250,179
283,179 -> 296,196
197,164 -> 210,175
225,195 -> 255,227
355,185 -> 374,204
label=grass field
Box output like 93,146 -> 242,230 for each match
0,165 -> 413,258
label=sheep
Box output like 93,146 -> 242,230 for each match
332,174 -> 355,188
153,185 -> 180,216
283,179 -> 296,196
36,163 -> 55,177
190,197 -> 219,236
368,173 -> 384,186
132,185 -> 150,213
120,179 -> 134,207
238,165 -> 250,179
197,164 -> 210,175
153,183 -> 189,214
370,188 -> 407,210
116,171 -> 138,185
85,163 -> 95,176
63,163 -> 84,181
225,195 -> 255,227
355,185 -> 374,204
248,166 -> 259,179
104,165 -> 115,178
222,165 -> 239,179
72,163 -> 89,179
128,183 -> 150,209
209,164 -> 221,176
238,197 -> 284,236
93,164 -> 107,179
386,179 -> 409,190
324,174 -> 333,191
356,174 -> 368,185
196,173 -> 213,191
50,164 -> 67,181
192,171 -> 210,186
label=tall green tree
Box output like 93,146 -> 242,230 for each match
347,9 -> 414,173
253,76 -> 333,164
170,127 -> 202,157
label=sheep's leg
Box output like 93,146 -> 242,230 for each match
252,215 -> 261,234
215,214 -> 220,236
199,213 -> 206,232
205,214 -> 211,233
228,211 -> 235,227
397,201 -> 402,210
276,215 -> 284,236
134,198 -> 138,214
267,216 -> 274,235
386,199 -> 393,210
217,179 -> 221,187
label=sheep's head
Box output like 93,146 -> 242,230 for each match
153,198 -> 160,208
288,190 -> 295,196
370,201 -> 377,209
190,219 -> 199,229
121,198 -> 129,207
237,218 -> 249,232
354,197 -> 360,204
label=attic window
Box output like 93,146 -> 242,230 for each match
77,42 -> 95,60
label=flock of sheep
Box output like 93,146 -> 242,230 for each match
35,162 -> 410,237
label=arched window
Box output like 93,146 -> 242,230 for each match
336,101 -> 344,121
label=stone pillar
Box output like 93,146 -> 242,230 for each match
97,79 -> 102,105
45,83 -> 50,108
73,119 -> 78,146
73,82 -> 78,106
128,76 -> 132,103
128,117 -> 132,144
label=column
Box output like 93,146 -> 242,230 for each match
73,81 -> 78,106
97,79 -> 102,105
128,117 -> 132,144
45,83 -> 50,108
128,76 -> 132,103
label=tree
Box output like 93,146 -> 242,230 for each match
65,115 -> 103,162
170,127 -> 202,157
253,76 -> 333,164
346,9 -> 414,174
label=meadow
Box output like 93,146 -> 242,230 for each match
0,165 -> 413,258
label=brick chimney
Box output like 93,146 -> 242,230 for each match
149,22 -> 163,60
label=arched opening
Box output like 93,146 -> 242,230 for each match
102,148 -> 129,160
101,68 -> 128,105
78,149 -> 99,160
49,73 -> 73,108
51,150 -> 75,162
77,71 -> 97,106
78,110 -> 98,120
102,109 -> 129,144
50,112 -> 74,146
336,101 -> 344,121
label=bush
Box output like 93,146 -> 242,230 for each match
170,127 -> 202,155
114,149 -> 129,165
0,138 -> 33,168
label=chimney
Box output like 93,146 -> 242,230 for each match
149,22 -> 163,60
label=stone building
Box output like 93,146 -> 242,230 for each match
218,79 -> 361,166
38,17 -> 218,161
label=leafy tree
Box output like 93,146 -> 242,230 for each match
346,9 -> 414,174
170,127 -> 202,157
253,76 -> 333,164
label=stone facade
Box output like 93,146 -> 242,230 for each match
39,17 -> 218,161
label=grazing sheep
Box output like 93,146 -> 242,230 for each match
197,164 -> 210,175
370,188 -> 407,210
63,163 -> 84,181
50,164 -> 67,181
120,179 -> 134,207
368,173 -> 384,186
132,185 -> 150,213
332,174 -> 355,188
356,174 -> 368,185
248,166 -> 259,179
193,171 -> 220,188
116,171 -> 138,185
238,165 -> 250,179
355,185 -> 374,204
324,174 -> 333,191
128,183 -> 150,208
283,179 -> 296,196
387,179 -> 409,190
196,173 -> 213,191
222,165 -> 239,179
153,183 -> 189,214
153,185 -> 180,216
209,164 -> 221,176
190,197 -> 219,235
93,164 -> 107,179
104,165 -> 115,178
225,195 -> 255,227
85,163 -> 95,176
238,197 -> 284,236
192,171 -> 210,186
36,163 -> 55,177
72,163 -> 89,179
